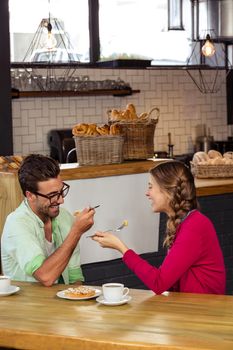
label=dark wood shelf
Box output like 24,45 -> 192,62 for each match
11,89 -> 140,98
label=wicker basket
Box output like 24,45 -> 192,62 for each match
110,107 -> 159,160
191,162 -> 233,178
73,135 -> 124,166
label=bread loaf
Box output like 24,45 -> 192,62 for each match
208,150 -> 222,159
223,151 -> 233,160
192,152 -> 209,165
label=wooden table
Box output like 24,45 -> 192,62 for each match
0,282 -> 233,350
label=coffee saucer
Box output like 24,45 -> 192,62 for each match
96,295 -> 132,306
0,285 -> 20,297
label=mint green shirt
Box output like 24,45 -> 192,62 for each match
1,200 -> 84,284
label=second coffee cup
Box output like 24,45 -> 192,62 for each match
0,275 -> 11,293
102,283 -> 129,302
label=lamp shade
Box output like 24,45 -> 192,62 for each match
186,30 -> 231,93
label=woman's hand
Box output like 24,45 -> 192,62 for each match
92,231 -> 129,255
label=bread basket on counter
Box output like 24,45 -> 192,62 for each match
73,135 -> 124,166
190,150 -> 233,178
108,105 -> 160,160
72,123 -> 124,166
190,163 -> 233,178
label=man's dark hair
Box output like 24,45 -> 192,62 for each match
18,154 -> 60,196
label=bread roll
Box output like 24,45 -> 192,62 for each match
0,156 -> 7,164
121,109 -> 131,120
126,103 -> 136,115
86,124 -> 98,135
8,162 -> 20,169
223,158 -> 233,164
209,157 -> 225,165
11,155 -> 23,164
208,150 -> 222,159
109,109 -> 121,121
96,124 -> 110,135
192,152 -> 209,165
72,123 -> 89,136
110,124 -> 121,135
223,151 -> 233,160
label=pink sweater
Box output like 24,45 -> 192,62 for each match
123,210 -> 226,294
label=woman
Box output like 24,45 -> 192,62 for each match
93,161 -> 226,294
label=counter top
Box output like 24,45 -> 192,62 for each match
59,160 -> 233,197
0,281 -> 233,350
195,177 -> 233,196
2,160 -> 233,198
59,159 -> 157,180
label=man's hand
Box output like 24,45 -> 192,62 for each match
72,207 -> 95,236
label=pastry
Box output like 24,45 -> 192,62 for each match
96,124 -> 110,135
72,123 -> 89,136
7,162 -> 20,169
0,156 -> 7,164
110,124 -> 121,135
109,109 -> 121,121
86,124 -> 98,135
126,103 -> 137,118
64,286 -> 96,298
11,155 -> 24,164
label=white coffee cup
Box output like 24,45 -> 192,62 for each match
102,283 -> 129,302
0,275 -> 11,293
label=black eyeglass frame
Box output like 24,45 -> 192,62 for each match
32,182 -> 70,203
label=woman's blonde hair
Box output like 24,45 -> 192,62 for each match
150,161 -> 198,249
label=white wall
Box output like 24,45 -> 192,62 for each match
11,68 -> 231,156
63,172 -> 160,264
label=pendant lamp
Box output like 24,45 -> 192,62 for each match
186,29 -> 231,94
22,0 -> 79,91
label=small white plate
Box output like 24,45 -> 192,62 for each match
0,285 -> 20,297
60,163 -> 79,169
96,295 -> 132,306
56,288 -> 101,300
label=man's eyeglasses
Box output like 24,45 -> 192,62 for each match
33,182 -> 70,203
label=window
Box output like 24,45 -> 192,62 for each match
9,0 -> 192,65
99,0 -> 192,64
9,0 -> 89,63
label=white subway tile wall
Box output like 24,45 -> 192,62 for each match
12,68 -> 229,157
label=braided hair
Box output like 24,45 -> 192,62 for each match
149,161 -> 198,249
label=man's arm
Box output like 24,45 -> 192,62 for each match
33,208 -> 94,286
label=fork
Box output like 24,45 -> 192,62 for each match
86,220 -> 128,238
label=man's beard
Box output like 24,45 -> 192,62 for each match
37,202 -> 60,222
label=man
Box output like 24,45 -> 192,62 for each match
1,154 -> 95,286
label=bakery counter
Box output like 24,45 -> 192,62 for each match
60,160 -> 233,197
195,177 -> 233,196
59,159 -> 156,180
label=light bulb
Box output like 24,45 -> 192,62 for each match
44,31 -> 57,50
42,21 -> 57,50
201,35 -> 215,57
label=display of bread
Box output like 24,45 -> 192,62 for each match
72,123 -> 121,136
63,286 -> 96,298
0,155 -> 24,170
107,103 -> 160,123
192,150 -> 233,165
